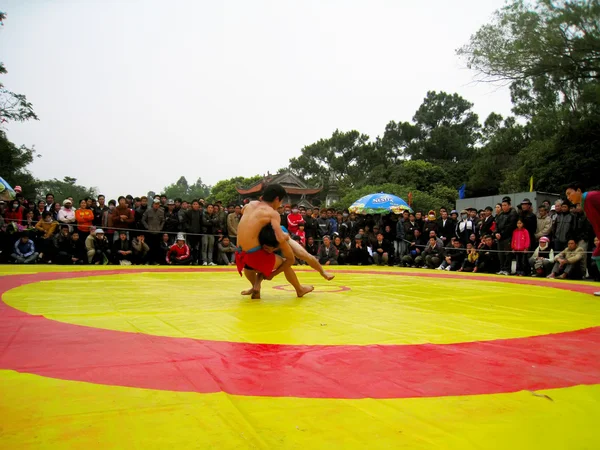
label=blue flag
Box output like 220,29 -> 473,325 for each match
458,184 -> 466,200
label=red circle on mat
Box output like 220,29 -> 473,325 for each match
0,269 -> 599,399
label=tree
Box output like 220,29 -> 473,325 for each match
457,0 -> 600,117
209,175 -> 262,205
289,129 -> 374,187
0,13 -> 38,124
409,91 -> 481,162
0,131 -> 38,196
36,177 -> 97,202
162,176 -> 211,201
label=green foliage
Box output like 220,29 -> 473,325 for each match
0,131 -> 38,196
0,13 -> 38,124
162,176 -> 211,202
209,175 -> 262,205
457,0 -> 600,117
36,177 -> 97,203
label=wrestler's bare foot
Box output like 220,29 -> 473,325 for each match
321,271 -> 335,281
241,288 -> 253,295
296,285 -> 314,297
251,288 -> 261,299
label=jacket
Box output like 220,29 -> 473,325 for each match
112,206 -> 135,230
57,207 -> 76,224
455,219 -> 476,245
142,207 -> 165,233
553,212 -> 573,242
423,241 -> 445,258
164,210 -> 180,233
287,213 -> 304,235
373,239 -> 393,255
183,209 -> 203,234
316,217 -> 332,237
35,219 -> 58,239
556,246 -> 584,266
203,212 -> 220,234
132,238 -> 150,255
511,228 -> 530,252
317,244 -> 338,264
227,213 -> 241,237
495,208 -> 518,241
520,211 -> 537,245
75,208 -> 95,232
532,245 -> 554,262
535,215 -> 552,239
167,243 -> 190,263
436,218 -> 455,242
14,239 -> 36,257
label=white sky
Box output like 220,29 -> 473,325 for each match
1,0 -> 512,200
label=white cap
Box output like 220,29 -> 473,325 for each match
176,233 -> 185,241
95,228 -> 105,234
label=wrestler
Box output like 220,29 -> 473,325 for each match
236,184 -> 313,299
566,182 -> 600,296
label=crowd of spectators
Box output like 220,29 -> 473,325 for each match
1,188 -> 598,283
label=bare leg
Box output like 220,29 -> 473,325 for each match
242,269 -> 257,295
288,239 -> 334,281
251,273 -> 263,299
283,265 -> 314,297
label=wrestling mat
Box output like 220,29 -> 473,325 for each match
1,265 -> 599,449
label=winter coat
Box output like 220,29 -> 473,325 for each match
511,228 -> 530,252
495,208 -> 518,241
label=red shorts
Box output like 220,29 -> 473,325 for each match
235,249 -> 276,277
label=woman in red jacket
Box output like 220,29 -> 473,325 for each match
511,219 -> 530,276
4,200 -> 24,225
75,199 -> 95,241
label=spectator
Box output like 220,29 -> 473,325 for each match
183,200 -> 203,264
11,234 -> 39,264
553,202 -> 573,252
167,234 -> 192,265
317,209 -> 332,238
51,202 -> 62,221
44,193 -> 55,212
305,236 -> 318,256
438,238 -> 465,271
548,239 -> 584,280
32,200 -> 47,222
88,228 -> 111,264
159,233 -> 171,264
519,198 -> 537,250
401,228 -> 426,267
19,209 -> 36,231
529,236 -> 555,277
373,232 -> 392,266
75,199 -> 95,241
57,199 -> 76,231
296,223 -> 306,246
571,203 -> 591,274
217,236 -> 236,265
54,225 -> 72,264
316,235 -> 338,265
101,199 -> 117,242
134,196 -> 149,229
495,196 -> 518,276
35,211 -> 58,262
535,205 -> 552,241
164,199 -> 180,237
436,209 -> 455,246
286,204 -> 304,235
227,205 -> 242,243
67,231 -> 87,265
4,199 -> 24,225
423,211 -> 438,237
112,196 -> 135,240
142,199 -> 165,263
349,234 -> 370,266
178,200 -> 189,225
94,194 -> 109,227
477,235 -> 498,274
416,236 -> 446,269
337,235 -> 352,265
511,219 -> 531,276
458,243 -> 479,272
479,206 -> 496,236
113,231 -> 134,265
132,232 -> 150,264
202,204 -> 219,266
455,209 -> 476,246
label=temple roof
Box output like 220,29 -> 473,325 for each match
236,172 -> 322,196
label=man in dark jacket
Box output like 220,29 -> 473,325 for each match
183,200 -> 204,264
479,206 -> 496,236
494,196 -> 519,275
436,210 -> 455,246
316,209 -> 332,238
373,232 -> 393,266
519,198 -> 538,251
164,199 -> 180,235
202,204 -> 220,265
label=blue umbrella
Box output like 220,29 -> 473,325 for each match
348,192 -> 413,215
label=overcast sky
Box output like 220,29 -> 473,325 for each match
2,0 -> 512,200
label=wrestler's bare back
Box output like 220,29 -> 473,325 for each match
237,201 -> 288,252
